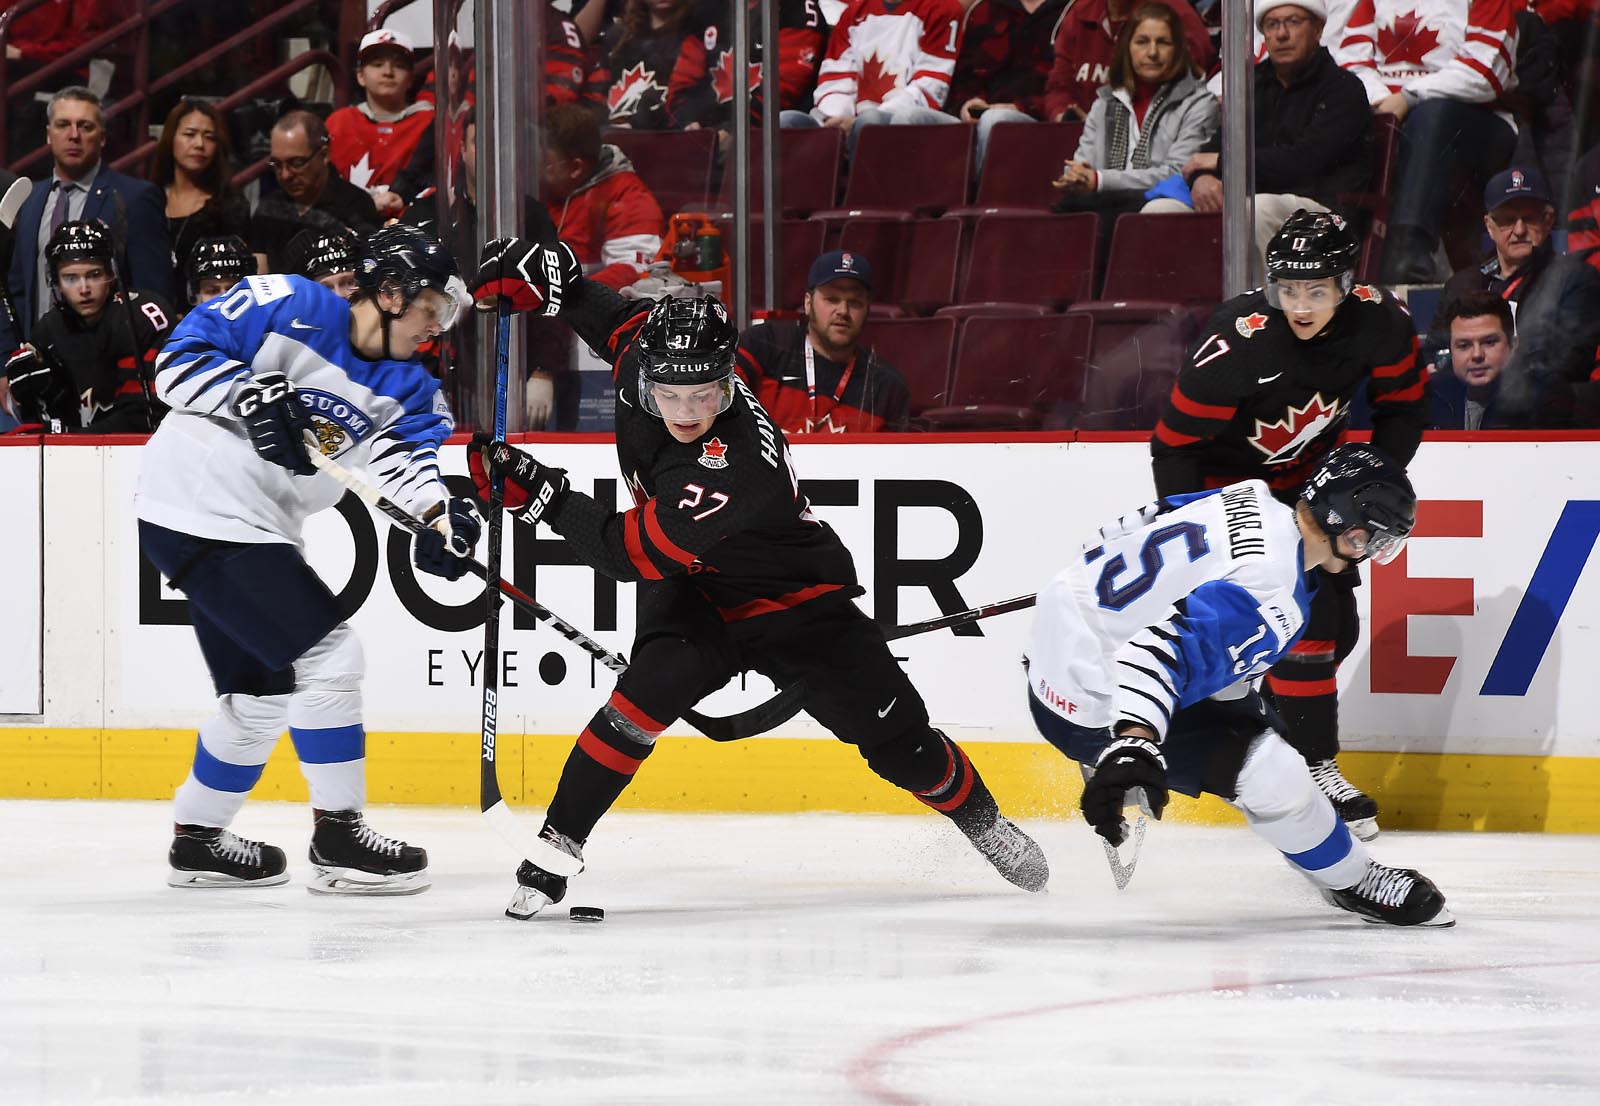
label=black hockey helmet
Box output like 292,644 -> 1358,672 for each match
1264,210 -> 1360,309
46,219 -> 116,283
1300,444 -> 1416,565
354,224 -> 470,328
283,227 -> 360,280
635,293 -> 738,418
185,235 -> 253,301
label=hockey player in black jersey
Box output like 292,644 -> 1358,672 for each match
468,238 -> 1049,919
4,220 -> 175,432
1150,210 -> 1428,841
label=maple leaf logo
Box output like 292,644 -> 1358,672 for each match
607,61 -> 664,119
858,52 -> 900,105
1247,393 -> 1348,464
699,437 -> 730,469
711,50 -> 762,106
1234,311 -> 1270,339
1376,11 -> 1441,72
1352,284 -> 1381,303
347,151 -> 375,191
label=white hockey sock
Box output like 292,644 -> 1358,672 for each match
289,624 -> 366,812
173,693 -> 289,828
1231,732 -> 1370,890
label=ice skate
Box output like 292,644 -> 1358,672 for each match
505,827 -> 584,920
961,815 -> 1050,892
168,823 -> 288,888
1323,861 -> 1454,927
1309,758 -> 1380,841
307,810 -> 430,896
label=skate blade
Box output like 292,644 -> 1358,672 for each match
1345,816 -> 1380,842
1358,903 -> 1457,928
167,868 -> 290,889
1103,815 -> 1147,891
505,884 -> 555,921
307,865 -> 431,896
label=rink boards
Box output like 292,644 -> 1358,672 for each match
3,434 -> 1598,831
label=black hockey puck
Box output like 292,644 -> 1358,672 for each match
568,906 -> 605,923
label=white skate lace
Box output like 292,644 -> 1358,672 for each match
1310,759 -> 1364,803
353,819 -> 405,859
214,830 -> 263,867
973,818 -> 1030,870
1353,863 -> 1415,908
539,826 -> 583,862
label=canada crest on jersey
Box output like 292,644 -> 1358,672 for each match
1247,392 -> 1347,464
1352,284 -> 1382,304
712,50 -> 763,105
607,61 -> 666,119
1234,311 -> 1270,339
699,437 -> 730,469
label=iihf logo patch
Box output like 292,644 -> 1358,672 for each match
698,437 -> 729,469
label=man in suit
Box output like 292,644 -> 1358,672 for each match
0,86 -> 176,414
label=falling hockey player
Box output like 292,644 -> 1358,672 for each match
1027,444 -> 1454,927
467,237 -> 1050,919
135,225 -> 481,895
1150,210 -> 1428,841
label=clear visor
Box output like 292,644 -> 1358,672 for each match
1343,526 -> 1408,565
639,371 -> 735,421
438,275 -> 471,331
1265,273 -> 1353,311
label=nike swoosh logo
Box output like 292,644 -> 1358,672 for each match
290,319 -> 319,330
1257,373 -> 1283,383
877,698 -> 897,718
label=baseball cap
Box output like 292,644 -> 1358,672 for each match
1483,167 -> 1551,212
807,250 -> 873,291
358,28 -> 415,61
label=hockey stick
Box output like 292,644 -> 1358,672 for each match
1079,764 -> 1148,891
481,304 -> 514,851
298,431 -> 806,741
881,593 -> 1037,641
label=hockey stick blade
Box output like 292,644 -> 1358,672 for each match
1102,814 -> 1147,891
300,435 -> 804,741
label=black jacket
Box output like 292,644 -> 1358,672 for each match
1190,48 -> 1370,216
1438,241 -> 1600,428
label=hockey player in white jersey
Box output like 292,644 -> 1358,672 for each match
1027,445 -> 1453,927
135,225 -> 479,895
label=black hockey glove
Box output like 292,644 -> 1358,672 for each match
472,238 -> 581,317
468,432 -> 570,524
6,345 -> 70,429
1080,734 -> 1170,846
413,495 -> 485,581
230,370 -> 316,476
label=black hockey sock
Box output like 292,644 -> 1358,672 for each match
1266,645 -> 1341,763
866,729 -> 1001,836
543,692 -> 665,844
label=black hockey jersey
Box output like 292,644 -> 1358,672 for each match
665,0 -> 829,128
28,290 -> 176,432
1151,286 -> 1427,500
589,20 -> 696,130
545,280 -> 863,621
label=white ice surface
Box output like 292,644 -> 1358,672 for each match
3,801 -> 1597,1105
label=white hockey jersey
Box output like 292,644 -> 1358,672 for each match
811,0 -> 965,117
1025,481 -> 1314,741
1333,0 -> 1517,105
135,275 -> 453,545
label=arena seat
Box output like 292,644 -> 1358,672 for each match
862,316 -> 959,415
953,211 -> 1099,311
920,313 -> 1090,430
606,128 -> 719,217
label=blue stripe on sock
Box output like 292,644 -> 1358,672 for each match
192,737 -> 267,793
1282,817 -> 1354,873
289,723 -> 365,765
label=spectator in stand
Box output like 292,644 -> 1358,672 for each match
0,0 -> 117,155
0,86 -> 175,419
735,250 -> 911,433
782,0 -> 966,156
1052,3 -> 1217,251
283,228 -> 361,300
1044,0 -> 1214,124
1431,289 -> 1515,429
935,0 -> 1072,170
1436,166 -> 1600,426
1564,141 -> 1600,271
183,235 -> 253,311
586,0 -> 701,130
1179,0 -> 1370,277
542,102 -> 665,291
154,98 -> 252,282
1331,0 -> 1519,284
249,111 -> 380,274
326,29 -> 436,220
666,0 -> 830,137
3,220 -> 175,433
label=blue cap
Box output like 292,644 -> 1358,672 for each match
1483,167 -> 1551,212
807,249 -> 873,291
